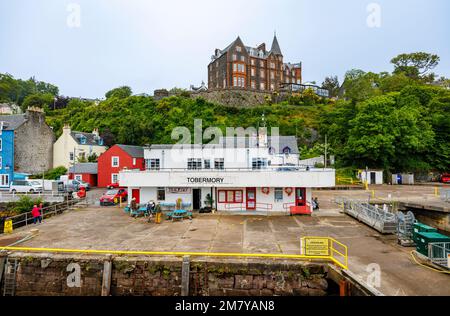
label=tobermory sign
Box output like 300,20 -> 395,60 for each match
187,177 -> 224,184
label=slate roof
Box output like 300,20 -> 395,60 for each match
70,131 -> 104,146
117,144 -> 144,158
270,35 -> 283,56
0,114 -> 26,131
68,163 -> 98,174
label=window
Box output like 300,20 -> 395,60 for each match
260,70 -> 265,78
146,159 -> 160,170
270,83 -> 275,91
251,59 -> 255,66
283,147 -> 291,155
69,152 -> 74,161
0,156 -> 2,169
214,158 -> 224,170
236,46 -> 242,52
133,158 -> 136,166
111,173 -> 119,184
98,138 -> 104,146
232,54 -> 237,61
233,76 -> 245,87
260,60 -> 264,67
233,63 -> 245,73
240,56 -> 245,62
260,82 -> 265,90
251,81 -> 256,89
112,156 -> 119,167
218,190 -> 243,203
270,62 -> 275,69
74,175 -> 82,181
157,187 -> 165,201
0,174 -> 9,187
252,158 -> 268,170
270,71 -> 275,80
275,188 -> 283,202
187,158 -> 202,170
204,159 -> 211,169
80,136 -> 86,144
251,68 -> 256,76
0,138 -> 2,151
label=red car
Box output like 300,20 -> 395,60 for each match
107,182 -> 120,189
100,188 -> 128,206
440,174 -> 450,183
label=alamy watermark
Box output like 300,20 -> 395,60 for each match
67,3 -> 81,28
366,3 -> 381,28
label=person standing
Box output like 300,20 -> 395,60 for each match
32,204 -> 42,224
155,203 -> 162,224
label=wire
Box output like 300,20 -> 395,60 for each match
410,251 -> 450,274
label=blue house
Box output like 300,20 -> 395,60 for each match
0,109 -> 54,189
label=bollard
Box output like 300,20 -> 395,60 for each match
181,256 -> 190,296
101,255 -> 113,296
434,187 -> 439,197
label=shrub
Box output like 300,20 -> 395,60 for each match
14,195 -> 43,214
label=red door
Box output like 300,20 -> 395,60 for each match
246,188 -> 256,210
295,188 -> 306,206
132,189 -> 140,204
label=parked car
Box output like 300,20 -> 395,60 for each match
9,180 -> 43,194
64,179 -> 90,192
440,173 -> 450,183
107,182 -> 120,189
77,180 -> 91,191
99,188 -> 128,206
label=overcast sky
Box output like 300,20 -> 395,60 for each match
0,0 -> 449,99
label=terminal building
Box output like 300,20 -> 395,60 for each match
119,133 -> 335,214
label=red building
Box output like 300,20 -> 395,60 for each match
68,163 -> 98,187
97,144 -> 145,188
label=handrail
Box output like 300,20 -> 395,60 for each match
122,167 -> 335,173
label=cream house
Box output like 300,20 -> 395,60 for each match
53,125 -> 107,169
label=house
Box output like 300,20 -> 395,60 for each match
53,124 -> 107,169
208,35 -> 302,92
119,134 -> 335,214
357,169 -> 384,185
97,144 -> 145,188
0,108 -> 55,189
68,162 -> 98,187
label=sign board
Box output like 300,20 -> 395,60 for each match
4,219 -> 13,234
168,188 -> 192,194
301,238 -> 329,256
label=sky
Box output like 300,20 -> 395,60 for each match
0,0 -> 449,99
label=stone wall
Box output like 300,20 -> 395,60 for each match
4,253 -> 335,296
192,90 -> 285,107
14,109 -> 55,174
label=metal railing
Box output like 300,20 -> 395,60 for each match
337,197 -> 397,234
122,166 -> 335,173
224,202 -> 273,212
428,242 -> 450,268
2,199 -> 81,232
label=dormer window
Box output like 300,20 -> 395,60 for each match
283,147 -> 291,155
98,138 -> 104,146
268,147 -> 275,155
80,136 -> 87,144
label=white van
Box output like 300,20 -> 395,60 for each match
9,180 -> 43,194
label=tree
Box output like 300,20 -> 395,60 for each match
105,86 -> 132,99
88,153 -> 98,162
21,93 -> 55,112
391,52 -> 440,80
321,76 -> 340,98
341,70 -> 380,102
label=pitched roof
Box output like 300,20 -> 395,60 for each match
270,35 -> 282,56
70,131 -> 104,146
68,162 -> 98,174
0,114 -> 26,131
117,144 -> 144,158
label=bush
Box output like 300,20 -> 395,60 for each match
14,195 -> 43,214
29,166 -> 67,180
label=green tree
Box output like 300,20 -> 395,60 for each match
21,93 -> 55,112
321,76 -> 340,98
105,86 -> 132,99
391,52 -> 439,81
342,70 -> 380,103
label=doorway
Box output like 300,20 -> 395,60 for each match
132,189 -> 140,204
370,172 -> 376,185
246,188 -> 256,210
193,189 -> 201,210
295,188 -> 306,206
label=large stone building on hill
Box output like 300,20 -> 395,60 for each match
208,35 -> 302,92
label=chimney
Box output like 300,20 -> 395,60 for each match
25,107 -> 45,124
257,43 -> 266,52
215,49 -> 221,57
63,124 -> 71,134
92,128 -> 99,138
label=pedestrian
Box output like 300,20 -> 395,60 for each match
130,198 -> 138,218
32,204 -> 42,224
154,203 -> 162,224
313,197 -> 320,210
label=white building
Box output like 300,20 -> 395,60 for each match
119,135 -> 335,214
357,169 -> 384,185
53,125 -> 107,169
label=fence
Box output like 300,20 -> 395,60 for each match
1,199 -> 81,233
0,192 -> 66,203
440,189 -> 450,203
428,242 -> 450,268
337,197 -> 397,234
